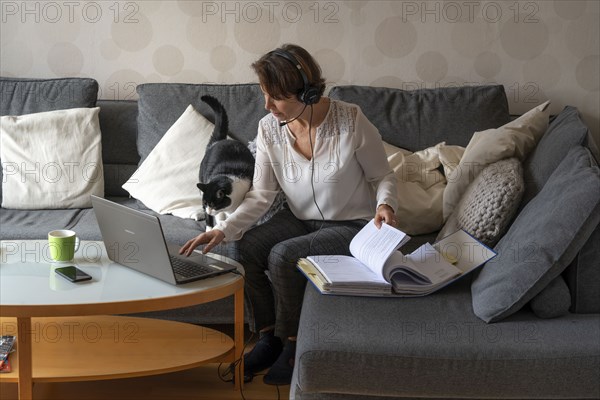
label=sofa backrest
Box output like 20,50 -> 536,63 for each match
1,80 -> 512,197
329,84 -> 510,151
0,77 -> 98,115
97,100 -> 139,197
136,83 -> 268,164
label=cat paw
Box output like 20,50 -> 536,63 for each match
215,212 -> 228,224
191,211 -> 205,221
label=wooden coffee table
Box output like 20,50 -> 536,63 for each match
0,240 -> 245,399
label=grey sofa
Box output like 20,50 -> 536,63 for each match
1,77 -> 599,399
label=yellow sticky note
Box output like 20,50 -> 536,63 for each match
441,252 -> 458,265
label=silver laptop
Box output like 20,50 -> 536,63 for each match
91,195 -> 237,285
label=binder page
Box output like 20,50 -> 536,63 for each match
405,243 -> 461,285
349,219 -> 409,277
308,255 -> 388,284
432,230 -> 497,274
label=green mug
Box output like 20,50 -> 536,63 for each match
48,230 -> 80,262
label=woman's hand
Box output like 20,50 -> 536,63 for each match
374,204 -> 397,229
179,229 -> 225,256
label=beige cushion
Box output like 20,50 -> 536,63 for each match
443,101 -> 550,220
437,158 -> 524,247
122,105 -> 214,220
384,141 -> 446,235
438,144 -> 465,178
1,107 -> 104,209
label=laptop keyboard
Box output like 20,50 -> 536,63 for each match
169,255 -> 214,279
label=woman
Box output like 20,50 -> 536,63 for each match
181,44 -> 398,385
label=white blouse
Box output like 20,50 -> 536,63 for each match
214,99 -> 398,241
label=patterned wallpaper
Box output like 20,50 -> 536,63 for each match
1,0 -> 598,144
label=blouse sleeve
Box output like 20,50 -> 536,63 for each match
353,107 -> 399,213
213,124 -> 280,241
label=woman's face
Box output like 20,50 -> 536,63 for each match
260,86 -> 303,122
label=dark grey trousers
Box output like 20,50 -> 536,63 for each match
230,207 -> 367,339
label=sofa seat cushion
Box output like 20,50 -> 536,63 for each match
0,208 -> 84,240
0,197 -> 207,244
292,282 -> 600,399
64,197 -> 206,244
0,198 -> 137,241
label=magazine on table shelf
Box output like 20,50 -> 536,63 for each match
0,335 -> 15,373
297,219 -> 496,297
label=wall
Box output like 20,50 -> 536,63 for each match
1,0 -> 598,144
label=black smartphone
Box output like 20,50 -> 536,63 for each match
54,266 -> 92,283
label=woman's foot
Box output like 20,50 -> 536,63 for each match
242,330 -> 283,382
263,340 -> 296,385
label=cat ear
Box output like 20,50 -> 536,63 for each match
197,183 -> 206,192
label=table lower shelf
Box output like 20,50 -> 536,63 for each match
0,316 -> 234,383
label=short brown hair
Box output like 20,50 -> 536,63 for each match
252,44 -> 326,100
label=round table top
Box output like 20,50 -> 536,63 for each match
0,240 -> 243,317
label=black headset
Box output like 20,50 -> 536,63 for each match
271,49 -> 321,106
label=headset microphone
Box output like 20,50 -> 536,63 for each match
279,104 -> 307,127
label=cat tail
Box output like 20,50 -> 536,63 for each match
201,95 -> 229,144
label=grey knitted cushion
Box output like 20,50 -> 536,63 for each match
438,158 -> 524,247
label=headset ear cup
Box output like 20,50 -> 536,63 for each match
271,49 -> 320,105
301,86 -> 321,105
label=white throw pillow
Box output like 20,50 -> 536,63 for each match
384,141 -> 447,235
442,101 -> 550,220
122,105 -> 214,220
1,107 -> 104,209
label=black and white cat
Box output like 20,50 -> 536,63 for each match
197,95 -> 255,231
